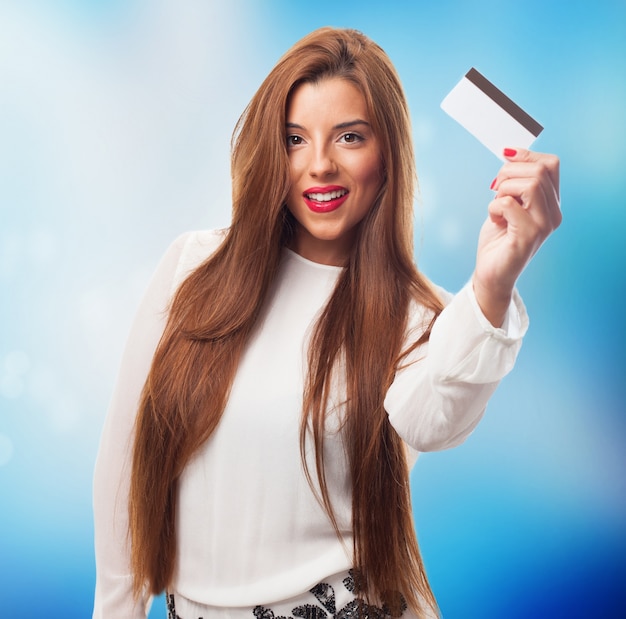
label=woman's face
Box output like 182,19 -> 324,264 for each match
285,77 -> 383,266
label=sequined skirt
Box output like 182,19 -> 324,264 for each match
166,569 -> 433,619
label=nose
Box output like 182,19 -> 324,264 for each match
308,143 -> 337,178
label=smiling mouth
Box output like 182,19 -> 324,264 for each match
304,189 -> 348,202
303,189 -> 349,213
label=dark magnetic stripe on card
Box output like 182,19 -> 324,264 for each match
465,68 -> 543,137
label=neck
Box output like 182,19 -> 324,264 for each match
288,227 -> 354,267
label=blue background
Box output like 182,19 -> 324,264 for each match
1,1 -> 624,617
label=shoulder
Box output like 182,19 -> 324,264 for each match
167,228 -> 228,291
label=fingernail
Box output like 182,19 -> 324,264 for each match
490,177 -> 497,190
503,148 -> 517,158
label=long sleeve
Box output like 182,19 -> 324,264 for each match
385,281 -> 528,456
92,232 -> 205,618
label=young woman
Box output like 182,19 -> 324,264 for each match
93,27 -> 561,619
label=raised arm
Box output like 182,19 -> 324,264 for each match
386,150 -> 560,456
473,148 -> 561,327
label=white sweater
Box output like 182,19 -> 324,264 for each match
92,229 -> 527,617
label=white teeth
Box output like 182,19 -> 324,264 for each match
306,189 -> 347,202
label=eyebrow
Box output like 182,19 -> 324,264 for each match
285,119 -> 371,130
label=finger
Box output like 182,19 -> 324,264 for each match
488,195 -> 544,258
495,176 -> 559,233
501,148 -> 560,198
489,194 -> 531,229
495,160 -> 559,197
492,157 -> 561,221
493,165 -> 562,231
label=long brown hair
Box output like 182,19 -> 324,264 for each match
129,27 -> 443,616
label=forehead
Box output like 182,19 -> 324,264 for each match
286,77 -> 369,123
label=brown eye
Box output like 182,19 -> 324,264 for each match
287,135 -> 303,146
341,133 -> 362,144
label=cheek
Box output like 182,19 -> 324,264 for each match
358,157 -> 384,196
286,181 -> 303,215
288,151 -> 306,176
285,159 -> 298,199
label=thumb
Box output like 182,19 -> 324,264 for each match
502,147 -> 529,161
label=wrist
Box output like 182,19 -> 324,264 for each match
471,275 -> 513,328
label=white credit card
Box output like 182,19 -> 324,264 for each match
441,67 -> 543,160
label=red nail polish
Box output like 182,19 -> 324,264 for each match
503,148 -> 517,158
490,177 -> 497,190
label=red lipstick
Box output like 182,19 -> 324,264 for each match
302,185 -> 349,213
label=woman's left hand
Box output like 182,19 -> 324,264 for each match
472,148 -> 561,327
